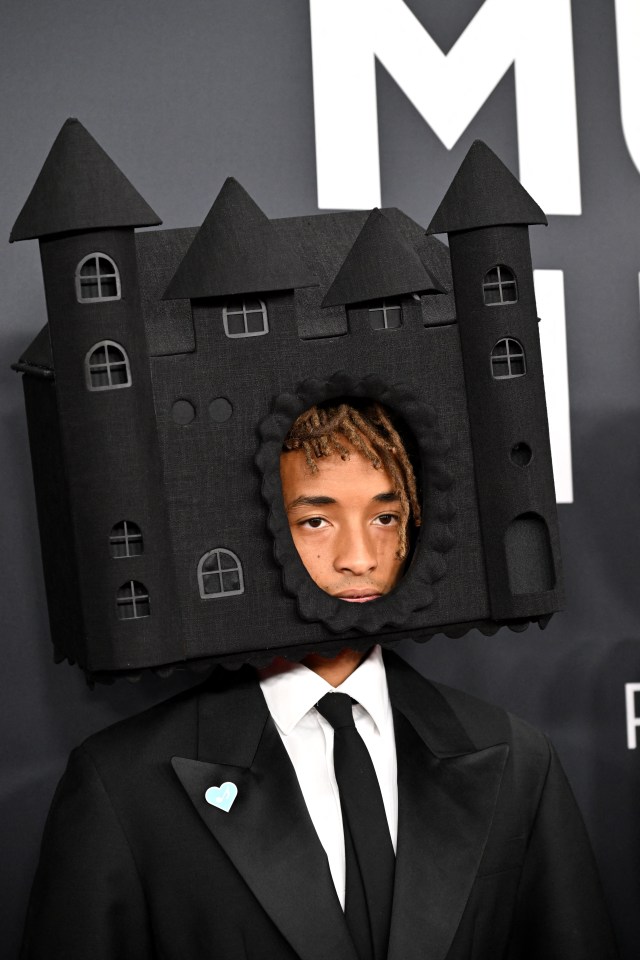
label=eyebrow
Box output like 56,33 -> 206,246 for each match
373,491 -> 401,504
286,495 -> 336,511
285,491 -> 400,512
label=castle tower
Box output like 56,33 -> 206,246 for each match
428,141 -> 563,621
11,119 -> 181,672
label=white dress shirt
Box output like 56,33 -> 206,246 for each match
258,645 -> 397,908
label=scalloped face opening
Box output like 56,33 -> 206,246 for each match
256,374 -> 453,637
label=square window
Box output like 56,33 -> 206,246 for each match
223,299 -> 269,339
368,300 -> 402,331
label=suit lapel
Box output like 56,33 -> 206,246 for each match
172,668 -> 357,960
384,653 -> 509,960
171,654 -> 507,960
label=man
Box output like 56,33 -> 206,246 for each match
21,401 -> 617,959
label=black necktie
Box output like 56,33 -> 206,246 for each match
316,692 -> 395,960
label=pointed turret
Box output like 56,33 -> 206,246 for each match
10,119 -> 179,673
163,178 -> 316,300
10,118 -> 161,242
427,140 -> 547,235
429,140 -> 562,622
322,208 -> 442,307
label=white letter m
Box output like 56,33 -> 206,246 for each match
309,0 -> 580,215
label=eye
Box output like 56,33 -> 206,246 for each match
374,513 -> 399,526
299,517 -> 328,529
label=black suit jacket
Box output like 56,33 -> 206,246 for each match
21,652 -> 617,959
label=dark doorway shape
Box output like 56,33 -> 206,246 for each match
505,513 -> 555,595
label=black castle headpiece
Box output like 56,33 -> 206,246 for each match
11,119 -> 562,679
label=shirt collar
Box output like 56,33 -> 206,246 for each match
336,645 -> 389,735
259,644 -> 390,736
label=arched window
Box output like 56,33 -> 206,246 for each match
482,265 -> 517,305
490,338 -> 526,379
85,341 -> 131,391
198,549 -> 244,599
116,581 -> 150,620
222,299 -> 269,338
76,254 -> 121,302
109,521 -> 143,558
368,299 -> 402,330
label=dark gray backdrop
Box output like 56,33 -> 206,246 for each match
1,1 -> 638,957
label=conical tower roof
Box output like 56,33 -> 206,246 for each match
322,208 -> 442,307
163,178 -> 317,300
427,140 -> 547,235
10,118 -> 161,242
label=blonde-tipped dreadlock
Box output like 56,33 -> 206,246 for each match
282,401 -> 421,559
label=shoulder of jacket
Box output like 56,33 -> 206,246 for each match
384,651 -> 551,762
429,676 -> 552,762
75,664 -> 259,770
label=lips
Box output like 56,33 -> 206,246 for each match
336,592 -> 381,603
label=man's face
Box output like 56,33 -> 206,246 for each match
280,443 -> 405,601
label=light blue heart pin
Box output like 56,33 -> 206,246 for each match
205,781 -> 238,813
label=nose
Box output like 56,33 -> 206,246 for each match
333,522 -> 377,577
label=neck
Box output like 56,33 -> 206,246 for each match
302,648 -> 367,687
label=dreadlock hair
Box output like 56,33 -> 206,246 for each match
282,400 -> 421,560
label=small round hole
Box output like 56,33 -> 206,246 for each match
510,442 -> 532,467
172,399 -> 196,425
209,397 -> 233,423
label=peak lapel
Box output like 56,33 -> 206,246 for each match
388,712 -> 508,960
172,672 -> 357,960
383,653 -> 509,960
